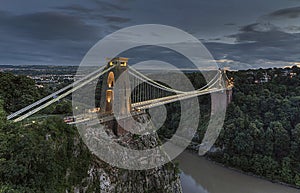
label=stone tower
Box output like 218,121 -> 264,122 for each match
100,57 -> 131,117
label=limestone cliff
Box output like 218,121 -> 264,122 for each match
75,114 -> 183,193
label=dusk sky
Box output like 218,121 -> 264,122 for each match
1,0 -> 300,70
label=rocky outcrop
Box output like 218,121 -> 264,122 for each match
75,113 -> 183,193
80,158 -> 182,193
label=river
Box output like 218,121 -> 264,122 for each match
176,151 -> 300,193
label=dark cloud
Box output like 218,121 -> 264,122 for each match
201,6 -> 300,70
204,28 -> 300,70
90,0 -> 129,11
54,3 -> 131,25
0,11 -> 101,41
269,6 -> 300,18
102,15 -> 130,23
0,1 -> 134,65
55,4 -> 94,14
234,24 -> 293,43
224,23 -> 236,26
0,11 -> 102,64
240,23 -> 261,32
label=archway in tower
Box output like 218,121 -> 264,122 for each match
107,71 -> 115,88
105,72 -> 115,113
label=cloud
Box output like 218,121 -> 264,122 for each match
232,24 -> 297,44
54,3 -> 131,27
269,6 -> 300,18
102,15 -> 130,23
0,11 -> 101,41
205,28 -> 300,67
0,1 -> 132,65
254,6 -> 300,34
55,4 -> 94,13
91,0 -> 129,11
0,11 -> 103,64
201,6 -> 300,70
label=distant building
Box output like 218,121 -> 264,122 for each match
35,84 -> 44,88
290,72 -> 297,78
255,73 -> 271,83
260,73 -> 270,83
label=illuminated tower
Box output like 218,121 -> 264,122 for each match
100,57 -> 131,116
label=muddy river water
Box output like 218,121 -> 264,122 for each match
176,151 -> 299,193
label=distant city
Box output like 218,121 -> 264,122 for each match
0,64 -> 298,87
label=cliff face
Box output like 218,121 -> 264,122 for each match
80,159 -> 182,193
75,114 -> 183,193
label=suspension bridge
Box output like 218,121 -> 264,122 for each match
7,57 -> 233,126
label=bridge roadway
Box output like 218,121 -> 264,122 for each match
132,87 -> 228,110
67,109 -> 146,126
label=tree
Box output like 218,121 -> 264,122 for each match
232,132 -> 254,156
291,123 -> 300,161
280,157 -> 293,184
270,122 -> 290,159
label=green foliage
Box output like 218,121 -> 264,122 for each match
0,73 -> 45,113
0,73 -> 92,192
0,72 -> 72,116
157,66 -> 300,187
0,101 -> 92,192
209,66 -> 300,186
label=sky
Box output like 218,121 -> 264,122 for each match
0,0 -> 300,70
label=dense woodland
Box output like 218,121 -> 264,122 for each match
211,66 -> 300,186
158,66 -> 300,187
0,66 -> 300,191
0,72 -> 91,192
